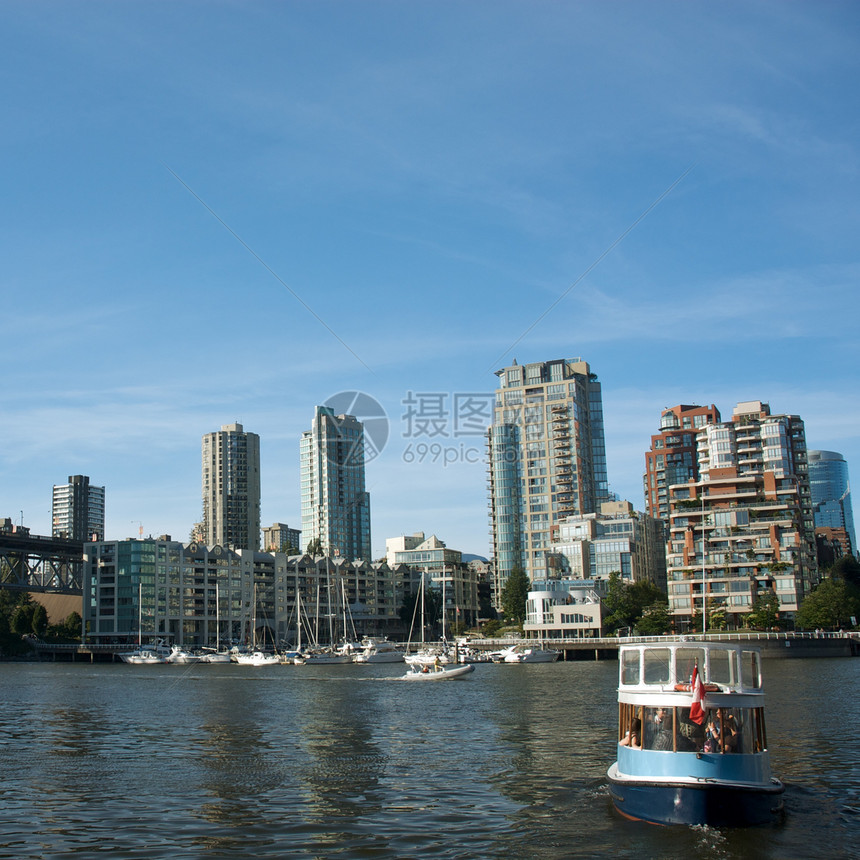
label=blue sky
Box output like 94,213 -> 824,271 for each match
2,1 -> 858,558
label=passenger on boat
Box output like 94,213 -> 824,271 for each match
620,718 -> 641,749
704,716 -> 721,753
652,708 -> 674,751
723,715 -> 739,753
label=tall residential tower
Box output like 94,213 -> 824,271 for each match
666,401 -> 817,626
487,358 -> 610,600
644,404 -> 721,523
201,423 -> 261,550
300,406 -> 372,560
52,474 -> 105,541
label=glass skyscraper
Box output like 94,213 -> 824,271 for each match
300,406 -> 372,561
487,358 -> 610,601
808,450 -> 856,557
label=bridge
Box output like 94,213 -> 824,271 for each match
0,527 -> 84,593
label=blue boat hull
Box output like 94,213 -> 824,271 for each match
607,772 -> 784,827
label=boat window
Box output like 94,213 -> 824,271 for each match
675,647 -> 705,684
643,649 -> 670,684
707,648 -> 736,686
641,706 -> 701,752
621,650 -> 640,685
702,707 -> 756,754
741,650 -> 762,689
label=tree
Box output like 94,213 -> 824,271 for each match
602,571 -> 635,635
306,538 -> 323,556
635,600 -> 672,635
746,591 -> 781,631
795,576 -> 860,630
47,612 -> 83,642
482,618 -> 502,637
31,603 -> 48,638
830,555 -> 860,588
500,567 -> 530,624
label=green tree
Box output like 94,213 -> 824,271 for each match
796,576 -> 860,630
830,554 -> 860,588
482,618 -> 502,637
31,603 -> 48,637
602,571 -> 635,635
10,604 -> 34,636
746,591 -> 781,631
635,600 -> 672,635
500,567 -> 530,624
306,538 -> 323,556
47,612 -> 83,642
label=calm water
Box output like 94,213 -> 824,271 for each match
0,657 -> 857,859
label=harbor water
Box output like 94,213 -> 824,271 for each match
0,657 -> 857,859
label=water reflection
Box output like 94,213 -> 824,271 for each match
0,657 -> 857,859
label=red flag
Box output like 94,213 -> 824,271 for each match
689,663 -> 706,725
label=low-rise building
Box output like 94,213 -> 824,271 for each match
83,538 -> 411,648
385,532 -> 480,629
524,579 -> 604,640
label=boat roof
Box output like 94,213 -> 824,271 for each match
618,639 -> 765,697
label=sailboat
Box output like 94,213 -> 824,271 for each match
120,582 -> 168,664
402,570 -> 474,680
200,583 -> 231,663
404,568 -> 452,668
295,566 -> 356,664
234,584 -> 279,665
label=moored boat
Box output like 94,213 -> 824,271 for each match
165,645 -> 202,664
607,639 -> 784,827
353,638 -> 404,663
233,650 -> 280,666
498,644 -> 560,663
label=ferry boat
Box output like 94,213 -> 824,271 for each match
607,639 -> 784,827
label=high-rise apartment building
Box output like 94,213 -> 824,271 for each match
300,406 -> 372,561
644,404 -> 721,523
808,450 -> 856,558
487,358 -> 610,600
201,423 -> 261,551
261,523 -> 302,553
665,401 -> 817,627
52,474 -> 105,542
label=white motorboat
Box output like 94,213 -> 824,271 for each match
233,650 -> 281,666
166,646 -> 202,664
404,647 -> 451,667
297,644 -> 356,664
200,651 -> 232,664
499,644 -> 560,663
403,663 -> 475,681
353,639 -> 404,663
120,647 -> 167,665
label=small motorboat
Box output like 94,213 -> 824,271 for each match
402,662 -> 475,681
607,638 -> 784,827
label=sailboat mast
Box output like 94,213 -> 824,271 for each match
442,564 -> 447,643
